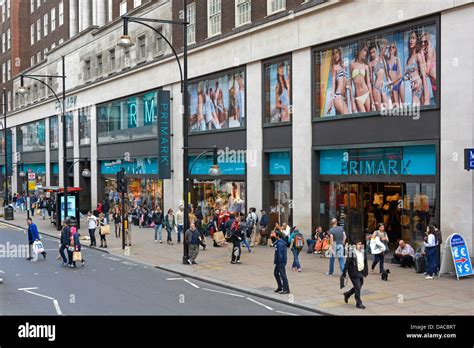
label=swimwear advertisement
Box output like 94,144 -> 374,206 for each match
264,57 -> 292,124
315,23 -> 438,117
188,68 -> 245,133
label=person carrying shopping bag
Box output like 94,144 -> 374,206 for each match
68,226 -> 85,268
98,213 -> 110,248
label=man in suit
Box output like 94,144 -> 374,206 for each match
341,238 -> 368,309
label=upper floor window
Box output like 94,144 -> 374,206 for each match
236,0 -> 251,27
268,0 -> 286,15
84,59 -> 91,80
133,0 -> 142,8
36,0 -> 41,9
44,13 -> 49,36
138,35 -> 146,60
7,0 -> 10,18
51,8 -> 56,31
7,28 -> 10,50
119,1 -> 127,16
31,24 -> 35,45
2,33 -> 5,53
31,0 -> 35,13
97,54 -> 103,75
1,4 -> 5,22
109,48 -> 115,72
187,3 -> 196,45
208,0 -> 221,38
37,18 -> 41,41
155,27 -> 164,55
59,1 -> 64,26
7,59 -> 11,80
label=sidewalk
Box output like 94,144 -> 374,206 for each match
2,210 -> 473,316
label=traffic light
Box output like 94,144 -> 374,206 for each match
117,169 -> 127,193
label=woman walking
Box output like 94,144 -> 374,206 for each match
164,209 -> 176,245
112,206 -> 121,239
289,227 -> 304,272
68,226 -> 85,268
424,225 -> 438,280
370,224 -> 388,274
98,213 -> 108,248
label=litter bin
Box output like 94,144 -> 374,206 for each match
4,206 -> 14,220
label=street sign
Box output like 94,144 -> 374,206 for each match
28,173 -> 36,180
28,181 -> 36,191
465,149 -> 474,171
157,90 -> 171,179
450,234 -> 472,279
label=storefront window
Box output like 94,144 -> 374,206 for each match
188,68 -> 246,133
103,177 -> 163,210
79,108 -> 91,145
192,180 -> 246,223
50,116 -> 59,149
314,21 -> 438,118
269,180 -> 291,228
264,56 -> 292,124
16,120 -> 46,152
97,90 -> 158,143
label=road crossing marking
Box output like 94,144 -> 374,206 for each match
18,287 -> 64,316
276,310 -> 298,316
166,277 -> 183,281
202,288 -> 245,298
183,279 -> 200,289
246,297 -> 274,311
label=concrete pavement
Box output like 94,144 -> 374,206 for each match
2,210 -> 473,316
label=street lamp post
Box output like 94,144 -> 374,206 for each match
18,56 -> 67,222
118,1 -> 189,263
1,89 -> 8,207
18,167 -> 28,219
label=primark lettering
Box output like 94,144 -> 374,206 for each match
342,160 -> 411,175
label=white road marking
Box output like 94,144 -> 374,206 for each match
246,297 -> 274,311
183,279 -> 200,288
103,256 -> 121,261
121,261 -> 137,266
92,269 -> 96,272
0,270 -> 4,274
18,287 -> 64,316
276,310 -> 298,316
110,268 -> 115,271
166,277 -> 183,281
202,288 -> 245,298
34,273 -> 39,276
54,272 -> 58,274
15,274 -> 20,276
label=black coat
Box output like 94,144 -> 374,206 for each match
342,247 -> 368,279
60,226 -> 71,246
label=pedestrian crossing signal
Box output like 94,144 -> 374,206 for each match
117,169 -> 127,193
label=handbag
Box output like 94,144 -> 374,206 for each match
101,225 -> 111,235
72,251 -> 82,262
32,240 -> 45,254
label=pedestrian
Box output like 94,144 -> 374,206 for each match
102,198 -> 110,217
341,239 -> 368,309
185,223 -> 200,265
307,226 -> 321,253
257,210 -> 269,246
370,224 -> 387,274
152,207 -> 164,243
326,218 -> 346,276
240,215 -> 251,253
164,208 -> 176,245
26,218 -> 47,261
212,209 -> 221,247
98,213 -> 108,248
246,208 -> 258,249
230,216 -> 242,264
175,205 -> 184,243
433,224 -> 442,274
30,195 -> 37,216
394,240 -> 415,268
112,206 -> 122,239
289,227 -> 304,272
124,210 -> 132,246
68,226 -> 85,268
195,215 -> 207,250
87,211 -> 98,247
424,225 -> 438,280
272,230 -> 290,294
59,219 -> 71,267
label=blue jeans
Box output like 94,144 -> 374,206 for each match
241,236 -> 251,252
329,243 -> 345,274
166,227 -> 172,242
306,239 -> 316,253
291,247 -> 301,269
426,247 -> 437,276
177,225 -> 183,243
154,224 -> 163,241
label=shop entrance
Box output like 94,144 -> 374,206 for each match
320,181 -> 436,246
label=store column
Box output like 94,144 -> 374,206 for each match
246,61 -> 263,212
292,48 -> 312,236
90,105 -> 98,209
58,114 -> 64,188
11,128 -> 17,195
73,109 -> 80,188
69,0 -> 78,37
169,82 -> 183,209
45,118 -> 51,186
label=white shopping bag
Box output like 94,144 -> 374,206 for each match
33,240 -> 45,254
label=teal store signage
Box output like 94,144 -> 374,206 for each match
269,152 -> 291,175
320,145 -> 436,176
101,158 -> 158,175
189,156 -> 245,176
157,90 -> 171,179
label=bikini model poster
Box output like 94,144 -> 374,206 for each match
264,57 -> 292,124
315,23 -> 438,118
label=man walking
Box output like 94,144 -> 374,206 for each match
341,239 -> 368,309
175,205 -> 184,244
327,218 -> 346,275
273,230 -> 290,294
26,218 -> 46,261
152,207 -> 164,243
87,211 -> 98,247
186,223 -> 201,265
59,219 -> 71,267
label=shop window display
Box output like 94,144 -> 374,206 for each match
192,180 -> 246,223
269,180 -> 291,229
103,177 -> 163,210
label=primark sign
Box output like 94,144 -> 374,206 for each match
342,159 -> 411,176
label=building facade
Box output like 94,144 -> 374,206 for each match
2,0 -> 473,253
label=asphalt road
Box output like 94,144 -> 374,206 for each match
0,224 -> 316,316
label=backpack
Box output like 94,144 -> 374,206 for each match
294,233 -> 304,250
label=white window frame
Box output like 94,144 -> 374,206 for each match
137,35 -> 146,60
267,0 -> 286,15
2,4 -> 5,22
31,56 -> 35,66
235,0 -> 251,27
31,0 -> 35,13
119,1 -> 127,16
1,64 -> 5,84
7,28 -> 10,50
7,0 -> 10,18
2,33 -> 5,53
31,24 -> 35,45
7,59 -> 11,81
59,1 -> 64,26
37,18 -> 41,41
155,27 -> 164,55
133,0 -> 142,8
36,0 -> 41,9
44,13 -> 48,36
187,3 -> 196,45
109,48 -> 115,72
37,52 -> 41,62
51,7 -> 56,31
207,0 -> 221,38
